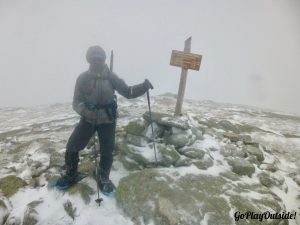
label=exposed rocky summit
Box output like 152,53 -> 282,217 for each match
0,93 -> 299,225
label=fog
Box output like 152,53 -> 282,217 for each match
0,0 -> 300,114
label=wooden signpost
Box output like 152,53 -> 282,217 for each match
170,50 -> 202,71
170,37 -> 202,116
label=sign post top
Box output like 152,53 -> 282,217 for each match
184,37 -> 192,52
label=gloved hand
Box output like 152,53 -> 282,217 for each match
86,103 -> 98,111
143,79 -> 154,90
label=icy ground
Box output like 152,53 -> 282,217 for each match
0,93 -> 299,225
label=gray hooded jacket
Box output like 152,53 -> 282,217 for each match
72,65 -> 147,124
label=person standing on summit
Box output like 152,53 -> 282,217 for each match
56,46 -> 154,194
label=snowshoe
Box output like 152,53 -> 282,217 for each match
49,172 -> 88,190
99,178 -> 116,197
92,169 -> 116,196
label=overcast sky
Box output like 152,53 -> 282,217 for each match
0,0 -> 299,114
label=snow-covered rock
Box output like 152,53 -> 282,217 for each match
228,158 -> 255,177
22,200 -> 43,225
116,168 -> 286,225
244,145 -> 265,162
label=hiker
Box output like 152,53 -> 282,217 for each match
56,46 -> 153,194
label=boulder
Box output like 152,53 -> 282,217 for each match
236,123 -> 262,133
120,144 -> 158,169
143,111 -> 189,130
142,111 -> 171,124
184,150 -> 205,159
221,144 -> 247,158
259,163 -> 279,173
271,173 -> 285,186
197,118 -> 218,128
143,122 -> 165,140
120,155 -> 142,171
244,141 -> 260,148
116,169 -> 285,225
204,128 -> 217,137
157,144 -> 181,167
258,172 -> 276,188
171,127 -> 185,134
178,147 -> 205,159
116,169 -> 232,225
240,134 -> 252,143
126,134 -> 147,147
222,132 -> 240,142
120,143 -> 180,169
165,133 -> 189,148
158,117 -> 189,130
244,145 -> 264,162
49,151 -> 65,168
218,120 -> 239,133
173,156 -> 192,167
247,155 -> 260,165
219,171 -> 240,181
165,131 -> 195,149
239,135 -> 259,147
124,120 -> 146,136
0,175 -> 27,197
229,158 -> 255,177
30,164 -> 49,178
191,127 -> 204,140
193,156 -> 214,170
78,159 -> 95,174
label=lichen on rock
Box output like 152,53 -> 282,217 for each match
0,175 -> 27,197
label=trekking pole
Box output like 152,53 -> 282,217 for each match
92,120 -> 103,206
146,89 -> 158,167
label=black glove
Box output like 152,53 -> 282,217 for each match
143,79 -> 154,90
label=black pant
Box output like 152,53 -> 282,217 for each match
65,118 -> 116,178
